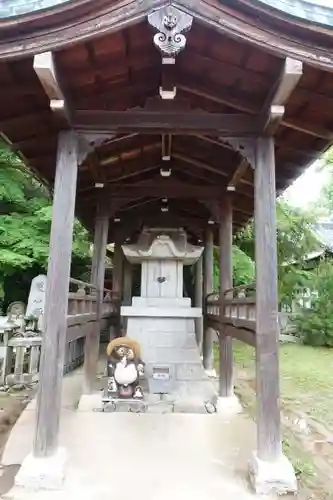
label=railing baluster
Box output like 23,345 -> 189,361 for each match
205,282 -> 256,334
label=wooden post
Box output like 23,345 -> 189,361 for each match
112,240 -> 124,334
123,259 -> 132,306
219,197 -> 234,397
255,137 -> 281,462
83,211 -> 109,394
202,227 -> 214,371
112,241 -> 124,298
194,256 -> 203,350
34,131 -> 78,458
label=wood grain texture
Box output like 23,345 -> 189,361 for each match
254,137 -> 282,462
83,211 -> 109,394
219,197 -> 234,397
203,227 -> 214,370
34,131 -> 78,458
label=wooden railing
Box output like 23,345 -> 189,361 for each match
0,279 -> 119,386
205,282 -> 256,345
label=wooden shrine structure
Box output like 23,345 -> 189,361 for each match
1,0 -> 333,494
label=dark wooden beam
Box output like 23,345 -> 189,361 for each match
73,110 -> 261,136
226,325 -> 255,347
260,58 -> 303,135
102,182 -> 224,199
34,131 -> 78,458
254,137 -> 281,462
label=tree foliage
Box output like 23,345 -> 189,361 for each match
316,149 -> 333,213
0,142 -> 91,310
213,245 -> 255,290
292,261 -> 333,347
234,200 -> 319,302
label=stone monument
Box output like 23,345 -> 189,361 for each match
121,228 -> 216,409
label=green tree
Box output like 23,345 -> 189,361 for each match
293,260 -> 333,347
0,142 -> 91,311
315,148 -> 333,214
234,200 -> 318,303
213,245 -> 255,290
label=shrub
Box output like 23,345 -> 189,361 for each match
292,261 -> 333,347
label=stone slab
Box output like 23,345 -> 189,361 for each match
121,306 -> 202,318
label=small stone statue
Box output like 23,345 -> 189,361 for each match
106,337 -> 145,399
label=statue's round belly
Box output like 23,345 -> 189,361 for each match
114,364 -> 137,385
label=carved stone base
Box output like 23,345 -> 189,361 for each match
249,452 -> 297,495
216,395 -> 242,415
14,447 -> 67,491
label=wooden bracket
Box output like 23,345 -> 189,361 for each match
260,57 -> 303,136
33,52 -> 70,123
77,132 -> 114,165
222,138 -> 256,169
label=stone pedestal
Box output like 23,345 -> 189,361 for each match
14,448 -> 67,491
249,452 -> 297,495
121,228 -> 216,408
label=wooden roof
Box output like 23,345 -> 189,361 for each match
1,0 -> 333,243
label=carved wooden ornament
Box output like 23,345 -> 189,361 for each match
148,6 -> 193,56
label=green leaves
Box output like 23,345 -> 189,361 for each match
213,245 -> 255,290
293,260 -> 333,347
234,200 -> 319,302
0,142 -> 91,309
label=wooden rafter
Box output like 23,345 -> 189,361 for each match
78,164 -> 161,192
172,152 -> 228,177
260,57 -> 303,135
99,142 -> 160,166
179,81 -> 332,140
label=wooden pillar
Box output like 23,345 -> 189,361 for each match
34,131 -> 78,458
219,198 -> 234,397
202,227 -> 214,371
112,240 -> 124,334
123,259 -> 132,306
255,137 -> 281,462
83,211 -> 109,394
113,241 -> 124,298
194,256 -> 203,350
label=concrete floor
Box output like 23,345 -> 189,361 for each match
1,368 -> 274,500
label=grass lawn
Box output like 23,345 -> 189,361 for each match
233,341 -> 333,428
225,341 -> 333,499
